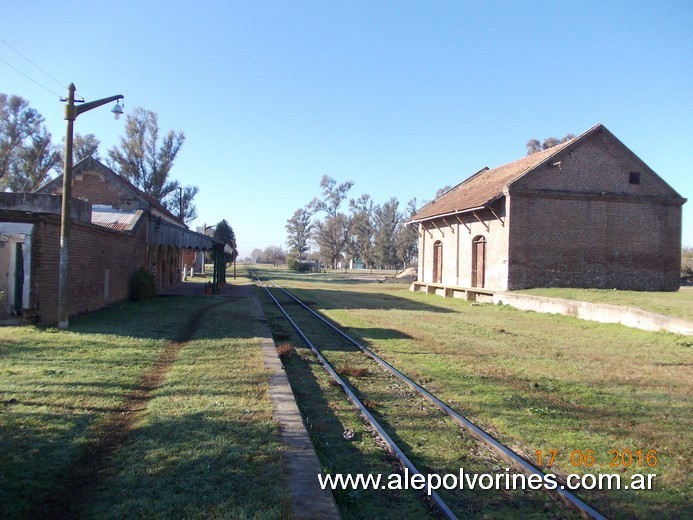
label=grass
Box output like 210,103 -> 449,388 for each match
259,298 -> 437,519
0,294 -> 289,519
515,287 -> 693,321
256,267 -> 692,519
260,279 -> 565,518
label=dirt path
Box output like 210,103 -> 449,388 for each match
33,301 -> 229,519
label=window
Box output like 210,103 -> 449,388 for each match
629,172 -> 641,184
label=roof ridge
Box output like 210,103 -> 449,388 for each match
409,124 -> 606,223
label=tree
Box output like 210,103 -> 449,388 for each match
258,246 -> 286,265
286,207 -> 313,259
372,197 -> 401,269
348,194 -> 374,267
0,93 -> 60,191
309,175 -> 354,268
395,198 -> 419,269
313,214 -> 350,269
309,175 -> 354,217
213,219 -> 238,262
435,185 -> 452,199
107,107 -> 198,221
177,185 -> 199,222
6,129 -> 61,192
526,133 -> 576,155
73,133 -> 100,162
250,248 -> 263,264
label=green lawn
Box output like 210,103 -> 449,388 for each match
0,295 -> 289,519
515,287 -> 693,321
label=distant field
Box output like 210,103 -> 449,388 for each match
515,287 -> 693,321
257,267 -> 692,519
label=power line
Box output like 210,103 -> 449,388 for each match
0,56 -> 63,98
0,37 -> 66,93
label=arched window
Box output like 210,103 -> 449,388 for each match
432,240 -> 443,283
472,236 -> 486,288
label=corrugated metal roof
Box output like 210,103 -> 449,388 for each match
91,205 -> 143,231
148,219 -> 223,250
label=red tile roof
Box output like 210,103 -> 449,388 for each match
409,127 -> 592,223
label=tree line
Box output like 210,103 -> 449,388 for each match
285,175 -> 419,270
0,92 -> 198,222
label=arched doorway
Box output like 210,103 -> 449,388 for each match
472,236 -> 486,288
432,240 -> 443,283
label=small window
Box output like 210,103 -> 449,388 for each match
629,172 -> 641,184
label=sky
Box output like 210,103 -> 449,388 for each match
2,0 -> 692,257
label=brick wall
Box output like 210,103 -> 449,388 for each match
71,170 -> 147,210
29,215 -> 147,324
417,201 -> 509,290
507,194 -> 681,291
505,129 -> 683,291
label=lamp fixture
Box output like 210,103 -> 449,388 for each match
111,100 -> 124,119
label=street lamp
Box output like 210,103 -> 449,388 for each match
57,83 -> 124,329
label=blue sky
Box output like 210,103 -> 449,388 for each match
2,1 -> 691,257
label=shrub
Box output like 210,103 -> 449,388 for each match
337,362 -> 368,378
275,343 -> 293,358
287,257 -> 312,272
129,269 -> 156,301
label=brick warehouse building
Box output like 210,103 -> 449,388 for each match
0,158 -> 222,324
408,124 -> 686,294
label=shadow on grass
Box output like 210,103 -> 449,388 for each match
69,296 -> 255,341
414,367 -> 688,519
74,412 -> 289,519
350,327 -> 413,341
289,287 -> 454,313
1,294 -> 278,520
280,345 -> 434,519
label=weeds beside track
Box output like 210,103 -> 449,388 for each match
252,269 -> 606,519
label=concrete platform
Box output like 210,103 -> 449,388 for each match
158,280 -> 341,518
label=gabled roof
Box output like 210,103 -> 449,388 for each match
37,157 -> 185,227
409,124 -> 597,223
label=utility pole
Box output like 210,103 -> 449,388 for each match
58,83 -> 123,329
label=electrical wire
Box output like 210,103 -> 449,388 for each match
0,56 -> 63,98
0,37 -> 66,94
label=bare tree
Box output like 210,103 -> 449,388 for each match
309,175 -> 354,217
108,107 -> 198,221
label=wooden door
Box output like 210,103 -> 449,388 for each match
432,241 -> 443,283
472,236 -> 486,288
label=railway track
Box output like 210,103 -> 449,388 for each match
250,268 -> 606,520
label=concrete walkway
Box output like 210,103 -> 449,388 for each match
158,280 -> 341,519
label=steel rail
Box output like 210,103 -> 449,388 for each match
251,269 -> 606,520
252,270 -> 458,520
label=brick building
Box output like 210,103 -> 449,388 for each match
409,124 -> 686,294
1,158 -> 222,324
